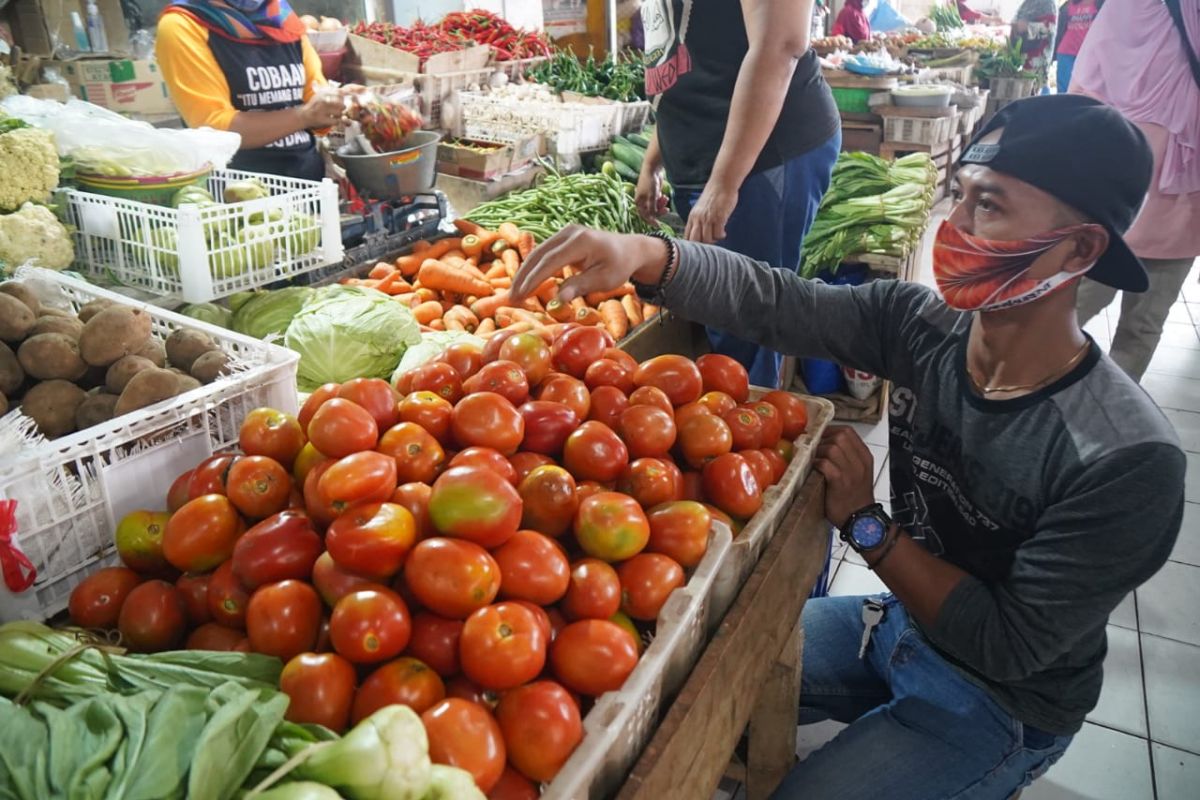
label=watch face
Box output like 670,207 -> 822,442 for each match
851,515 -> 887,549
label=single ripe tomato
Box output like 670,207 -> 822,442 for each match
618,405 -> 677,459
561,558 -> 622,620
696,353 -> 750,403
628,385 -> 674,414
176,573 -> 212,626
246,580 -> 322,661
225,455 -> 292,519
500,332 -> 552,386
231,509 -> 323,590
69,566 -> 141,629
481,329 -> 520,365
697,391 -> 737,417
775,438 -> 796,464
634,355 -> 703,407
452,392 -> 525,456
460,602 -> 547,690
741,449 -> 775,490
509,451 -> 555,483
562,421 -> 628,483
298,383 -> 340,432
518,464 -> 578,537
409,362 -> 464,404
610,610 -> 643,654
329,587 -> 412,664
450,447 -> 518,485
292,443 -> 324,485
115,509 -> 174,577
446,676 -> 501,708
207,560 -> 251,629
508,600 -> 552,642
760,447 -> 788,483
646,501 -> 712,568
338,378 -> 401,431
240,408 -> 307,470
674,401 -> 712,428
404,538 -> 501,619
163,494 -> 242,574
441,342 -> 484,381
308,398 -> 379,458
587,385 -> 629,430
392,482 -> 436,540
762,390 -> 809,439
517,401 -> 579,456
280,652 -> 358,732
748,401 -> 784,448
398,391 -> 455,446
489,766 -> 539,800
429,465 -> 522,548
186,622 -> 247,651
574,492 -> 650,562
617,553 -> 685,621
378,422 -> 445,484
551,326 -> 611,378
318,451 -> 397,514
326,502 -> 416,581
584,358 -> 635,394
576,481 -> 609,504
118,579 -> 186,652
422,699 -> 507,793
677,413 -> 733,469
167,470 -> 192,513
602,347 -> 638,371
722,407 -> 764,451
702,453 -> 763,518
353,656 -> 446,722
550,620 -> 639,697
407,612 -> 464,677
311,551 -> 380,608
187,454 -> 238,500
462,360 -> 530,406
703,502 -> 742,535
538,375 -> 592,422
495,681 -> 583,783
493,530 -> 570,605
302,458 -> 340,527
617,458 -> 681,508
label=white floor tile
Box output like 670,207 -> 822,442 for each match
1086,626 -> 1147,737
1142,633 -> 1200,754
828,562 -> 886,597
1138,561 -> 1200,646
794,720 -> 847,760
1151,743 -> 1200,800
1187,452 -> 1200,504
1167,303 -> 1193,326
1024,723 -> 1153,800
849,417 -> 889,447
1155,323 -> 1200,351
1142,372 -> 1200,413
1149,344 -> 1200,380
1162,408 -> 1200,454
1110,592 -> 1137,630
1172,502 -> 1200,568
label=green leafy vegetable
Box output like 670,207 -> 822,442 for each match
232,286 -> 314,341
180,302 -> 233,329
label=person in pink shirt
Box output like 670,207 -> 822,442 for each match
1055,0 -> 1104,92
832,0 -> 871,43
1074,0 -> 1200,381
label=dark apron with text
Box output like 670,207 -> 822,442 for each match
208,35 -> 324,182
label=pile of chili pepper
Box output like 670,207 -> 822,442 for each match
346,94 -> 425,152
527,48 -> 647,103
351,19 -> 467,66
437,9 -> 552,61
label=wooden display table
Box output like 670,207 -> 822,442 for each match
618,475 -> 830,800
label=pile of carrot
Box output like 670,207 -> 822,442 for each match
340,219 -> 660,341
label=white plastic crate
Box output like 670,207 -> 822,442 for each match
883,113 -> 955,146
413,68 -> 496,130
0,268 -> 300,623
457,91 -> 650,154
62,169 -> 343,303
545,521 -> 732,800
989,75 -> 1039,101
495,56 -> 548,82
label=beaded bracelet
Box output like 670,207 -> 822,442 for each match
632,231 -> 678,306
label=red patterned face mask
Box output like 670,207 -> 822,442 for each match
932,220 -> 1095,312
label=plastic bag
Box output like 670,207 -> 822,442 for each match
0,95 -> 241,177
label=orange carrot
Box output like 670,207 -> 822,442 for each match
561,265 -> 577,279
643,304 -> 660,318
497,222 -> 523,248
421,239 -> 458,261
445,306 -> 480,331
495,307 -> 517,328
376,271 -> 409,295
393,292 -> 417,307
413,240 -> 432,254
417,260 -> 494,297
470,291 -> 511,319
490,239 -> 510,258
534,277 -> 559,305
414,288 -> 438,303
453,218 -> 487,236
599,299 -> 629,341
462,231 -> 501,257
546,299 -> 573,323
412,300 -> 444,325
575,306 -> 602,326
521,295 -> 546,314
517,232 -> 535,259
369,261 -> 395,279
490,277 -> 512,289
621,294 -> 644,327
501,248 -> 520,279
475,318 -> 496,336
341,278 -> 379,288
484,262 -> 507,280
569,297 -> 586,314
428,318 -> 445,331
443,249 -> 467,261
440,299 -> 456,313
510,308 -> 547,327
584,283 -> 634,306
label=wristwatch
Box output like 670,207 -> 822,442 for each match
840,503 -> 893,554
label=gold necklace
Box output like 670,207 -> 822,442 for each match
968,340 -> 1091,396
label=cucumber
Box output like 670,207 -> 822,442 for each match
627,132 -> 652,148
612,159 -> 639,182
611,141 -> 645,175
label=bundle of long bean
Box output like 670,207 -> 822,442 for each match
465,165 -> 667,241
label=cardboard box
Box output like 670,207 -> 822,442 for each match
61,59 -> 175,115
24,82 -> 71,101
436,134 -> 544,180
6,0 -> 129,57
344,34 -> 491,77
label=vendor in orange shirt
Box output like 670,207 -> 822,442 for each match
156,0 -> 343,181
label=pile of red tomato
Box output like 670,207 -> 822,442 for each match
67,324 -> 808,798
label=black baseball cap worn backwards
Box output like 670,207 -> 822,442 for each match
960,94 -> 1154,292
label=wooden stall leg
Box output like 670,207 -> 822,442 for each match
745,619 -> 804,800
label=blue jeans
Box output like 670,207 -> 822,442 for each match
675,132 -> 840,389
1057,55 -> 1077,94
772,594 -> 1073,800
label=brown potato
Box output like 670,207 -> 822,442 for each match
0,294 -> 35,343
29,316 -> 85,340
77,298 -> 115,323
133,339 -> 167,367
36,307 -> 74,319
105,355 -> 157,394
165,329 -> 218,373
0,282 -> 41,316
18,333 -> 88,381
176,374 -> 203,393
190,350 -> 231,384
79,306 -> 153,367
0,342 -> 23,397
22,380 -> 87,438
114,368 -> 181,416
0,390 -> 7,416
75,392 -> 120,429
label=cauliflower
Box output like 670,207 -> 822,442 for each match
0,124 -> 60,212
0,203 -> 74,270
